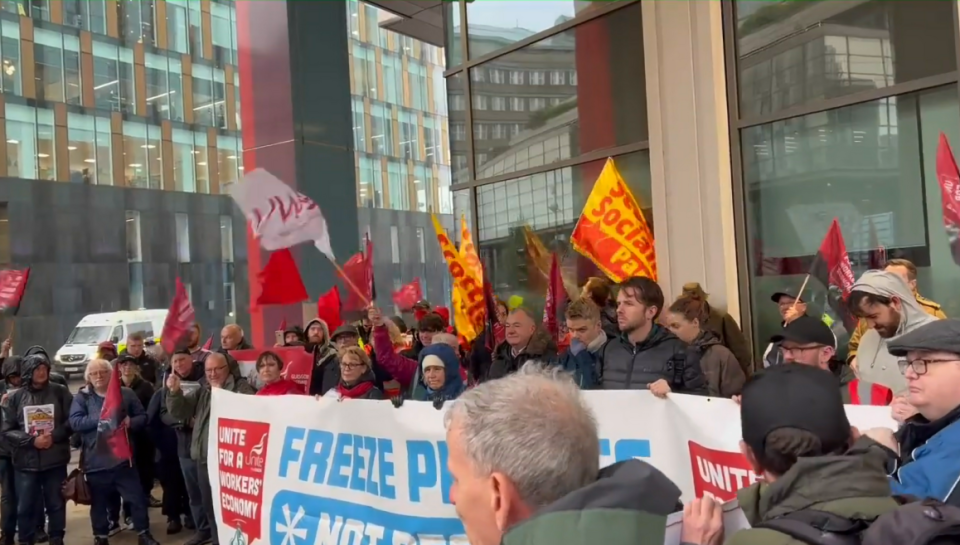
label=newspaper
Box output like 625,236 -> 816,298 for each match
23,404 -> 55,435
663,498 -> 750,545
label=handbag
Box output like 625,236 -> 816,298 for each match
62,444 -> 92,505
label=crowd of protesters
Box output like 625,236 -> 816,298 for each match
0,256 -> 959,544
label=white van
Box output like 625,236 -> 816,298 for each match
53,310 -> 168,377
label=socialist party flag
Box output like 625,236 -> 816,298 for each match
160,278 -> 195,354
935,132 -> 960,266
97,359 -> 132,464
229,168 -> 335,261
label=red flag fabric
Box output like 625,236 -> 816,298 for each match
160,278 -> 195,354
230,347 -> 314,393
201,335 -> 213,351
0,268 -> 30,314
542,253 -> 567,345
392,280 -> 422,312
278,318 -> 287,332
339,251 -> 371,311
935,132 -> 960,266
97,360 -> 132,464
317,286 -> 343,332
808,218 -> 857,332
867,217 -> 887,270
256,249 -> 308,306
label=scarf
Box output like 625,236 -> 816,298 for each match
256,379 -> 304,397
337,380 -> 374,399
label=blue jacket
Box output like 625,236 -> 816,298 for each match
557,339 -> 600,389
890,406 -> 960,505
68,385 -> 147,474
411,344 -> 465,402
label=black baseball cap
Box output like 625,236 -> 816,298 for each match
741,364 -> 851,460
770,315 -> 837,349
770,288 -> 804,304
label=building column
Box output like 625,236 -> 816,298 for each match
236,0 -> 358,347
642,1 -> 741,322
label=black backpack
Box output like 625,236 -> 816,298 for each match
756,496 -> 960,545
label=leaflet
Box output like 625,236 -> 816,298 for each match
23,404 -> 55,435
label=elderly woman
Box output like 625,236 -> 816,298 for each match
324,346 -> 384,401
68,359 -> 160,545
255,351 -> 305,396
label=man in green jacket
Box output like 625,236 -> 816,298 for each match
167,352 -> 255,545
723,364 -> 897,545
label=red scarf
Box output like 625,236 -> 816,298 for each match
337,380 -> 374,399
256,379 -> 305,397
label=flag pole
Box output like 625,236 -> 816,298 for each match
326,256 -> 371,308
6,320 -> 13,341
791,274 -> 811,311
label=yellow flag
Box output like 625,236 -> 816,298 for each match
571,158 -> 657,281
459,215 -> 484,285
430,214 -> 483,342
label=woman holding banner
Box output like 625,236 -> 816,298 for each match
323,346 -> 384,401
254,351 -> 305,396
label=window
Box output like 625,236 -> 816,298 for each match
122,121 -> 161,189
449,94 -> 465,111
382,52 -> 401,105
471,68 -> 485,83
67,113 -> 111,185
510,71 -> 524,85
194,131 -> 209,193
476,151 -> 651,316
36,108 -> 55,181
119,47 -> 135,114
217,135 -> 240,189
210,2 -> 234,65
34,29 -> 63,103
168,57 -> 184,122
145,53 -> 170,120
0,203 -> 9,266
92,41 -> 121,111
492,96 -> 506,111
467,1 -> 595,58
223,281 -> 236,324
352,97 -> 365,152
417,228 -> 426,263
63,0 -> 106,34
742,85 -> 960,356
129,264 -> 144,309
192,64 -> 215,126
489,69 -> 505,84
736,0 -> 957,119
120,0 -> 155,46
390,225 -> 400,264
29,0 -> 50,21
451,122 -> 465,141
126,211 -> 142,262
1,20 -> 21,95
399,109 -> 418,160
530,71 -> 546,86
165,0 -> 188,54
172,128 -> 195,192
387,160 -> 409,211
369,102 -> 393,155
6,104 -> 38,179
187,0 -> 202,59
468,3 -> 646,178
423,115 -> 437,162
474,94 -> 488,111
221,215 -> 234,262
175,213 -> 190,262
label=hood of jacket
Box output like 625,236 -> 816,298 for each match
22,345 -> 50,361
20,353 -> 52,391
737,439 -> 895,526
691,330 -> 722,350
2,356 -> 21,381
852,271 -> 937,394
304,318 -> 334,353
418,343 -> 464,399
501,460 -> 681,545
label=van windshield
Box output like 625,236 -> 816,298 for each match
65,326 -> 111,345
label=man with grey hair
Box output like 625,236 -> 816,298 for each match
444,362 -> 683,545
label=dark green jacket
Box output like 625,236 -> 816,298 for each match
167,374 -> 255,462
501,459 -> 682,545
726,437 -> 897,545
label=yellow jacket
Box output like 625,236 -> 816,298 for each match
847,294 -> 946,361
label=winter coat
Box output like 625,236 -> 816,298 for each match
598,325 -> 707,393
501,459 -> 682,545
600,302 -> 620,339
0,356 -> 21,458
890,403 -> 960,505
689,331 -> 745,398
146,387 -> 179,460
371,324 -> 419,390
410,344 -> 465,402
256,379 -> 305,396
117,349 -> 161,385
702,304 -> 754,376
556,331 -> 607,389
487,328 -> 559,382
68,385 -> 147,474
727,437 -> 897,545
21,346 -> 68,387
156,361 -> 206,459
1,356 -> 74,471
324,369 -> 385,401
167,374 -> 255,462
304,319 -> 342,396
122,375 -> 155,459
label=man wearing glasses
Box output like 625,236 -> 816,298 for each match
868,319 -> 960,507
767,315 -> 860,403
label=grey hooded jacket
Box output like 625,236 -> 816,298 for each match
851,271 -> 938,395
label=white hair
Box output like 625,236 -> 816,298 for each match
84,358 -> 112,382
444,361 -> 599,508
431,332 -> 459,349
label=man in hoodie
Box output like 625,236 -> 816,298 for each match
847,270 -> 939,397
599,276 -> 707,394
1,353 -> 74,545
118,333 -> 160,385
722,364 -> 897,545
167,352 -> 255,545
487,308 -> 558,381
303,319 -> 340,396
445,363 -> 682,545
558,298 -> 605,389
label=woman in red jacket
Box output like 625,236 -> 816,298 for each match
254,351 -> 305,396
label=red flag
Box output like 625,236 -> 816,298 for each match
278,318 -> 287,332
160,278 -> 195,354
317,286 -> 343,332
867,217 -> 886,270
392,279 -> 422,311
809,219 -> 857,332
339,251 -> 371,311
542,253 -> 567,344
97,359 -> 132,463
0,268 -> 30,314
256,249 -> 308,306
201,335 -> 213,351
935,133 -> 960,266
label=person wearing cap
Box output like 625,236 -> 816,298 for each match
877,319 -> 960,506
282,325 -> 305,346
331,324 -> 361,350
718,364 -> 898,545
761,288 -> 808,368
118,332 -> 161,386
117,355 -> 161,512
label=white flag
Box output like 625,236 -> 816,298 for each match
228,168 -> 335,261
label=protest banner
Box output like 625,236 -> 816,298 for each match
229,347 -> 314,392
209,390 -> 894,545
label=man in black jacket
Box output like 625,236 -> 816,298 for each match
1,353 -> 73,545
118,332 -> 161,385
599,277 -> 706,394
487,307 -> 558,381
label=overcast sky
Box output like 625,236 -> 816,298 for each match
465,1 -> 577,32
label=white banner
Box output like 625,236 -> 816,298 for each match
208,390 -> 895,545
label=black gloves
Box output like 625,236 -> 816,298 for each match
432,398 -> 445,411
391,396 -> 404,409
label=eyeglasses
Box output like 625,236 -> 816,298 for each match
205,365 -> 227,375
341,363 -> 366,370
898,358 -> 959,376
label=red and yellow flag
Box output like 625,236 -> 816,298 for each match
571,157 -> 657,281
431,214 -> 483,343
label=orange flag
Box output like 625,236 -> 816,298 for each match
431,214 -> 482,343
